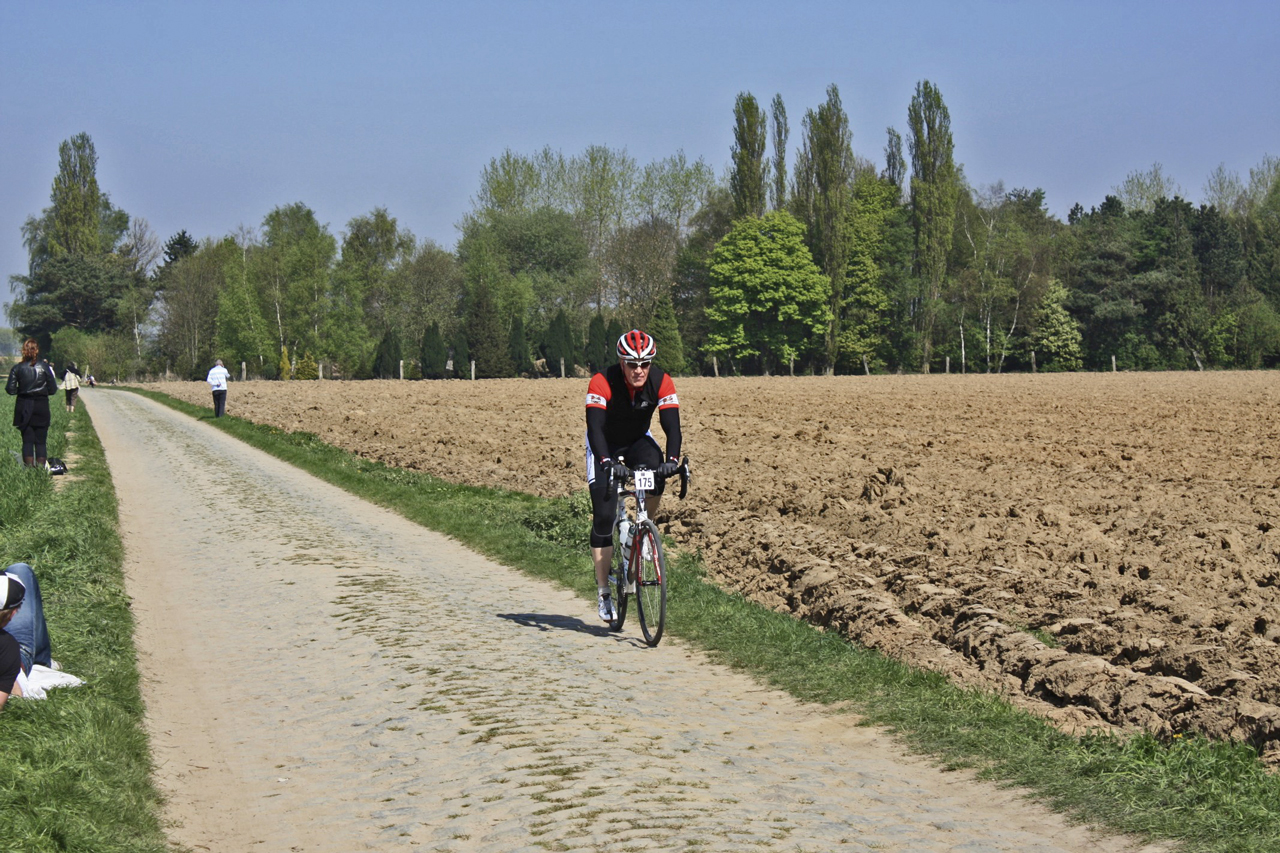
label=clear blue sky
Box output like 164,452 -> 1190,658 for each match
3,0 -> 1277,311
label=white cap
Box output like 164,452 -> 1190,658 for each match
2,573 -> 26,610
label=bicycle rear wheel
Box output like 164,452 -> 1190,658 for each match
632,520 -> 666,646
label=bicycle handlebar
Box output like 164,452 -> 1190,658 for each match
611,457 -> 691,500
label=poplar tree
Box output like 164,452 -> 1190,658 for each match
908,80 -> 960,372
730,92 -> 768,219
770,94 -> 789,212
883,127 -> 906,200
47,132 -> 104,259
794,84 -> 854,372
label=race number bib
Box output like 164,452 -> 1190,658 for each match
634,469 -> 655,491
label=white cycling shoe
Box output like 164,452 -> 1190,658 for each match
598,593 -> 616,623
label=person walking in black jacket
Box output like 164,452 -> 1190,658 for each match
5,338 -> 59,468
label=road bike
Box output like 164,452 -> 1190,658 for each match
607,457 -> 690,646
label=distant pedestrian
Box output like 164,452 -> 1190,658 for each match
62,361 -> 82,413
5,338 -> 59,468
207,358 -> 231,417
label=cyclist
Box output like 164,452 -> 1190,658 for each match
585,329 -> 682,623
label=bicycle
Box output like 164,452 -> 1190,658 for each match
606,457 -> 690,646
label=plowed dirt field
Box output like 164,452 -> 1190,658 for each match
151,371 -> 1280,762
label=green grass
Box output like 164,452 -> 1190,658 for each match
33,385 -> 1280,852
0,397 -> 170,853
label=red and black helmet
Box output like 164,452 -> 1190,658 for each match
616,329 -> 657,361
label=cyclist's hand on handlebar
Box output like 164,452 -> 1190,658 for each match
602,458 -> 630,486
656,459 -> 681,479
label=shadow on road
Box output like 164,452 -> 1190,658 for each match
498,611 -> 646,645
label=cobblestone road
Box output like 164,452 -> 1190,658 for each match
87,390 -> 1163,852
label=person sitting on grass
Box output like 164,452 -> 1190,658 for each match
1,564 -> 70,711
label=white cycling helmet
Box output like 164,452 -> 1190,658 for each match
617,329 -> 657,361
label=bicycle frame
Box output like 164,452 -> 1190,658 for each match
606,459 -> 688,646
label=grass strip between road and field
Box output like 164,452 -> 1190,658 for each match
0,397 -> 170,853
89,388 -> 1280,851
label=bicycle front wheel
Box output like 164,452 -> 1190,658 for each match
632,520 -> 667,646
609,524 -> 628,632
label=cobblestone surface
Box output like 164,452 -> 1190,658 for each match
88,390 -> 1164,852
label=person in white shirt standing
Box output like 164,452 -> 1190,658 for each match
206,358 -> 231,418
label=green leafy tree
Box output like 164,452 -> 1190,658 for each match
250,203 -> 337,359
394,241 -> 465,353
1113,163 -> 1182,214
838,173 -> 896,372
420,322 -> 448,379
634,151 -> 716,242
156,238 -> 240,378
707,211 -> 831,374
908,80 -> 961,371
673,185 -> 735,372
567,144 -> 638,267
730,92 -> 768,219
604,217 -> 679,322
216,246 -> 273,377
330,207 -> 414,375
465,278 -> 514,379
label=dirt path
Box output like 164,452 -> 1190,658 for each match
87,390 -> 1163,852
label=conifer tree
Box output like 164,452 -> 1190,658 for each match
450,330 -> 470,378
278,345 -> 292,380
649,294 -> 686,375
295,351 -> 319,380
466,281 -> 513,378
420,322 -> 448,379
586,313 -> 609,371
508,312 -> 531,375
372,329 -> 402,378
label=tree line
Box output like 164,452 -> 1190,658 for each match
8,86 -> 1280,381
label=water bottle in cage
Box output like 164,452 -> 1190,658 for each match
619,519 -> 633,562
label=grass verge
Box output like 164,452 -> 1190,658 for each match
0,397 -> 170,853
121,388 -> 1280,851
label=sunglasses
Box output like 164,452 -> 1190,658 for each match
624,360 -> 652,369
